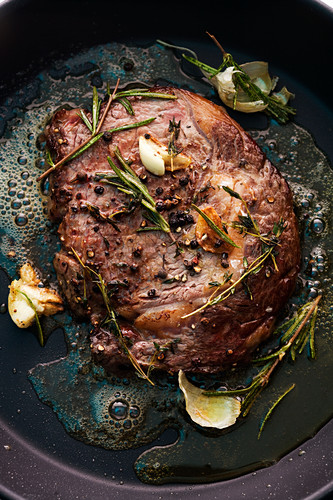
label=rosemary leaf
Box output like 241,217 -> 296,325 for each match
258,384 -> 295,439
182,54 -> 217,76
106,117 -> 156,135
68,132 -> 104,161
191,203 -> 239,248
17,291 -> 44,347
114,90 -> 177,100
115,96 -> 135,115
92,86 -> 101,134
78,110 -> 93,133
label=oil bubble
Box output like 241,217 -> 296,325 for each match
311,218 -> 325,234
18,156 -> 27,165
15,213 -> 28,226
129,405 -> 140,418
109,400 -> 129,420
11,200 -> 22,209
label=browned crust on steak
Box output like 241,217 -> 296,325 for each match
45,86 -> 300,374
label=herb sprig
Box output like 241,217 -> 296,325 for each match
97,147 -> 171,234
182,33 -> 296,124
17,290 -> 44,347
204,295 -> 321,435
38,83 -> 177,182
183,187 -> 284,318
71,247 -> 154,385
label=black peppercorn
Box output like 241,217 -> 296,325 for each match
155,200 -> 165,212
147,289 -> 156,297
190,239 -> 199,249
94,185 -> 104,195
103,131 -> 113,142
179,174 -> 190,187
156,186 -> 164,195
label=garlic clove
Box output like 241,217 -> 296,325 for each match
212,61 -> 273,114
8,263 -> 63,329
139,134 -> 191,176
178,370 -> 241,429
139,135 -> 165,176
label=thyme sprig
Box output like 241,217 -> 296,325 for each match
204,295 -> 322,423
184,185 -> 286,319
98,147 -> 171,234
168,117 -> 183,171
71,247 -> 154,385
182,33 -> 296,124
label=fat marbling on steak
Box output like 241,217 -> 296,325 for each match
44,86 -> 300,374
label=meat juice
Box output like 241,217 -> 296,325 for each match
0,42 -> 332,485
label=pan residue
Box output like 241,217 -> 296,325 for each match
0,42 -> 332,485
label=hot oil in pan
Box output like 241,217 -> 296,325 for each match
0,43 -> 332,485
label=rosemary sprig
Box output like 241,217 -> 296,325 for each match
17,291 -> 44,347
204,295 -> 321,423
38,83 -> 177,182
191,203 -> 239,248
98,147 -> 171,234
71,247 -> 154,385
182,33 -> 296,124
38,80 -> 120,181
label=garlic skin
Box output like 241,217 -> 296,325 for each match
8,263 -> 63,328
211,61 -> 276,113
178,370 -> 241,429
139,135 -> 191,176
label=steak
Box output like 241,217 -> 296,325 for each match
44,86 -> 300,374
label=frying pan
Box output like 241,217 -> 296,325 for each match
0,0 -> 333,498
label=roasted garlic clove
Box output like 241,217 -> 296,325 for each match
139,134 -> 191,176
195,206 -> 230,253
8,263 -> 63,328
178,370 -> 241,429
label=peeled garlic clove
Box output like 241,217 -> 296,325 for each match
178,370 -> 241,429
8,263 -> 63,328
139,135 -> 165,176
139,135 -> 191,176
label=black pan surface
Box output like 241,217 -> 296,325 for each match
0,1 -> 333,498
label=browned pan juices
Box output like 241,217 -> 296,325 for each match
0,42 -> 332,485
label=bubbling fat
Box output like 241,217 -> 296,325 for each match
1,42 -> 332,481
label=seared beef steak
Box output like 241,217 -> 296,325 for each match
45,87 -> 300,374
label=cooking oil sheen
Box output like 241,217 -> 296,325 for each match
0,42 -> 332,485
